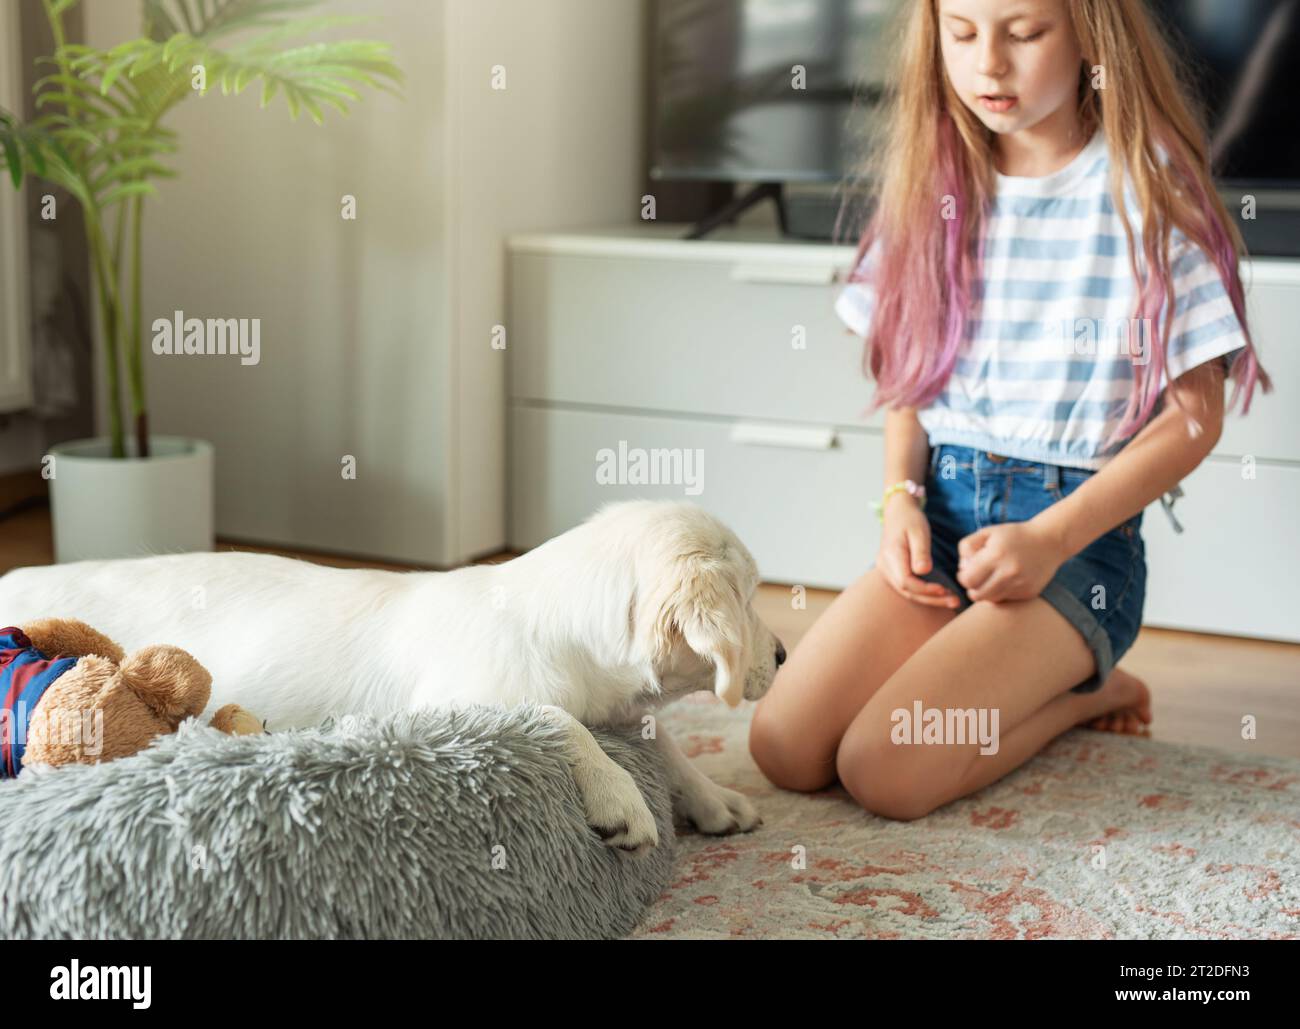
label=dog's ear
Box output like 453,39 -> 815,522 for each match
633,553 -> 747,708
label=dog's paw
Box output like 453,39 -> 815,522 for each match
576,764 -> 660,855
679,782 -> 762,836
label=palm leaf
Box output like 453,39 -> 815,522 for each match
15,0 -> 404,461
2,109 -> 60,185
156,0 -> 321,43
90,156 -> 176,197
96,180 -> 159,206
1,130 -> 22,189
35,64 -> 136,116
143,0 -> 182,41
96,32 -> 402,124
1,108 -> 93,207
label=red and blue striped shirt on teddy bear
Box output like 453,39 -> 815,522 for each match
0,627 -> 78,778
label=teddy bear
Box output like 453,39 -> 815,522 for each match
0,617 -> 263,778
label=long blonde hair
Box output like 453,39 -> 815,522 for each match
840,0 -> 1272,449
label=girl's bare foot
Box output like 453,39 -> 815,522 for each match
1079,667 -> 1152,736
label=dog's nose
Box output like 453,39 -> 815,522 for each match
774,640 -> 787,668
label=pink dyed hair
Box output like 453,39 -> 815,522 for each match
837,0 -> 1273,450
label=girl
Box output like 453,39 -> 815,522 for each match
749,0 -> 1272,821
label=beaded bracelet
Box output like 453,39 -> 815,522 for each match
870,479 -> 927,523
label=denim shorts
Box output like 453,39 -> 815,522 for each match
910,443 -> 1146,694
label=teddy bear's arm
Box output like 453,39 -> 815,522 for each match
210,704 -> 266,735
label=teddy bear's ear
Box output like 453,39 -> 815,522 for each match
19,618 -> 126,663
117,645 -> 213,723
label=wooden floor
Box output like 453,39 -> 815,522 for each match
3,500 -> 1296,760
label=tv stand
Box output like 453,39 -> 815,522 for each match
505,222 -> 1300,644
685,181 -> 788,240
1235,206 -> 1300,259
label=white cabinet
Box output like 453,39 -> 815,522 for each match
509,238 -> 877,428
1141,456 -> 1298,641
1216,265 -> 1300,461
510,403 -> 881,588
508,223 -> 1300,644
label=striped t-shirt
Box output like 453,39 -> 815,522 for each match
835,127 -> 1249,472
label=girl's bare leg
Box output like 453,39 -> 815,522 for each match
947,668 -> 1152,800
752,570 -> 1153,807
834,595 -> 1131,820
749,566 -> 959,793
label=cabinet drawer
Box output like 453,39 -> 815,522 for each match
508,250 -> 877,428
1143,456 -> 1300,642
508,402 -> 881,589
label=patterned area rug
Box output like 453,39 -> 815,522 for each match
628,693 -> 1299,940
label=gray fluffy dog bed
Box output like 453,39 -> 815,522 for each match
0,704 -> 676,939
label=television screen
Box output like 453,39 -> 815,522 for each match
1150,0 -> 1300,188
650,0 -> 1300,189
649,0 -> 899,184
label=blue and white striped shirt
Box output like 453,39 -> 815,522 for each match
835,128 -> 1248,473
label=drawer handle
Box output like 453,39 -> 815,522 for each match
730,263 -> 837,286
730,422 -> 836,450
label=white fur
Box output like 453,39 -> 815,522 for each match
0,499 -> 783,852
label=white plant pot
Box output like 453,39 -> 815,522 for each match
48,435 -> 215,563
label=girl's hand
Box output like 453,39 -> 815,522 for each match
876,496 -> 962,609
955,519 -> 1068,603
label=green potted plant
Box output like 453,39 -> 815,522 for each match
0,0 -> 401,561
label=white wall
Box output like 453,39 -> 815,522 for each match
446,0 -> 644,560
84,0 -> 643,565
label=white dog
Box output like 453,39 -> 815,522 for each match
0,499 -> 786,853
